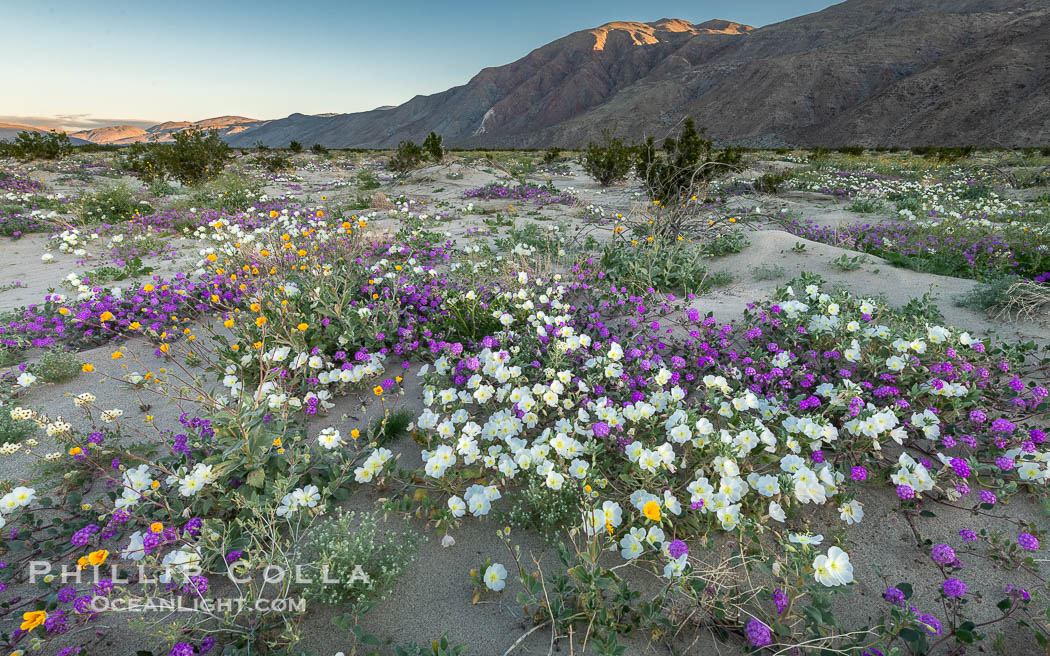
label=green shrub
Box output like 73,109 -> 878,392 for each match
389,140 -> 425,174
754,170 -> 791,194
751,263 -> 786,280
187,172 -> 262,212
311,143 -> 328,155
601,237 -> 722,294
288,140 -> 302,152
256,151 -> 291,174
78,183 -> 151,224
300,511 -> 420,616
847,198 -> 886,213
422,131 -> 444,162
29,349 -> 82,383
635,118 -> 740,205
580,128 -> 634,186
837,145 -> 865,156
11,130 -> 72,160
356,168 -> 381,189
956,275 -> 1017,312
123,129 -> 231,185
543,146 -> 561,164
700,229 -> 750,256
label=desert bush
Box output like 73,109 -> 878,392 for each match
10,130 -> 73,160
580,128 -> 634,186
837,145 -> 865,156
288,140 -> 302,152
78,182 -> 152,224
754,169 -> 791,194
311,143 -> 328,154
389,140 -> 426,174
422,131 -> 444,162
847,198 -> 886,213
356,168 -> 381,189
301,511 -> 420,615
187,172 -> 263,212
600,236 -> 724,294
543,146 -> 561,164
636,118 -> 741,207
28,349 -> 82,383
123,129 -> 231,184
256,151 -> 292,174
700,229 -> 750,256
751,263 -> 786,280
955,275 -> 1017,312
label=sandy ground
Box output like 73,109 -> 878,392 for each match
2,155 -> 1048,655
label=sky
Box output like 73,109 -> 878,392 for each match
2,0 -> 841,131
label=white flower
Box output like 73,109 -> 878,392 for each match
484,563 -> 507,591
812,546 -> 853,586
16,372 -> 36,388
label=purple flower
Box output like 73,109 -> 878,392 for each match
667,539 -> 688,559
959,529 -> 977,542
851,466 -> 867,481
591,422 -> 610,438
773,588 -> 788,614
744,618 -> 772,647
949,458 -> 971,478
896,484 -> 915,500
170,644 -> 195,656
1018,533 -> 1039,551
942,578 -> 966,598
884,587 -> 906,606
978,489 -> 997,505
931,544 -> 955,565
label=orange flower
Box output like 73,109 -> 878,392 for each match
642,500 -> 662,522
81,363 -> 94,373
372,385 -> 384,396
87,549 -> 109,566
150,522 -> 164,533
99,311 -> 114,322
297,323 -> 308,331
20,610 -> 47,632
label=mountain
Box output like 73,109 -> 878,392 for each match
224,0 -> 1049,148
70,125 -> 147,144
72,116 -> 265,144
0,122 -> 91,145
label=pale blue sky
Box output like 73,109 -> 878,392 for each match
2,0 -> 841,129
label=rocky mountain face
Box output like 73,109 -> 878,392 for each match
225,0 -> 1049,148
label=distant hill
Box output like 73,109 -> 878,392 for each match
0,122 -> 91,145
71,116 -> 266,144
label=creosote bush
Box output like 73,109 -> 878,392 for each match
580,128 -> 634,186
123,129 -> 232,185
422,131 -> 444,162
9,130 -> 73,160
389,140 -> 426,174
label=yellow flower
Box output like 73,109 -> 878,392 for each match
58,307 -> 70,315
99,311 -> 114,322
373,386 -> 384,396
111,351 -> 123,359
255,316 -> 266,327
20,610 -> 47,632
77,556 -> 88,570
350,429 -> 360,439
223,318 -> 235,328
642,500 -> 662,522
150,522 -> 164,533
81,364 -> 94,373
87,549 -> 109,566
143,284 -> 155,292
68,446 -> 82,456
297,323 -> 308,331
273,437 -> 282,447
